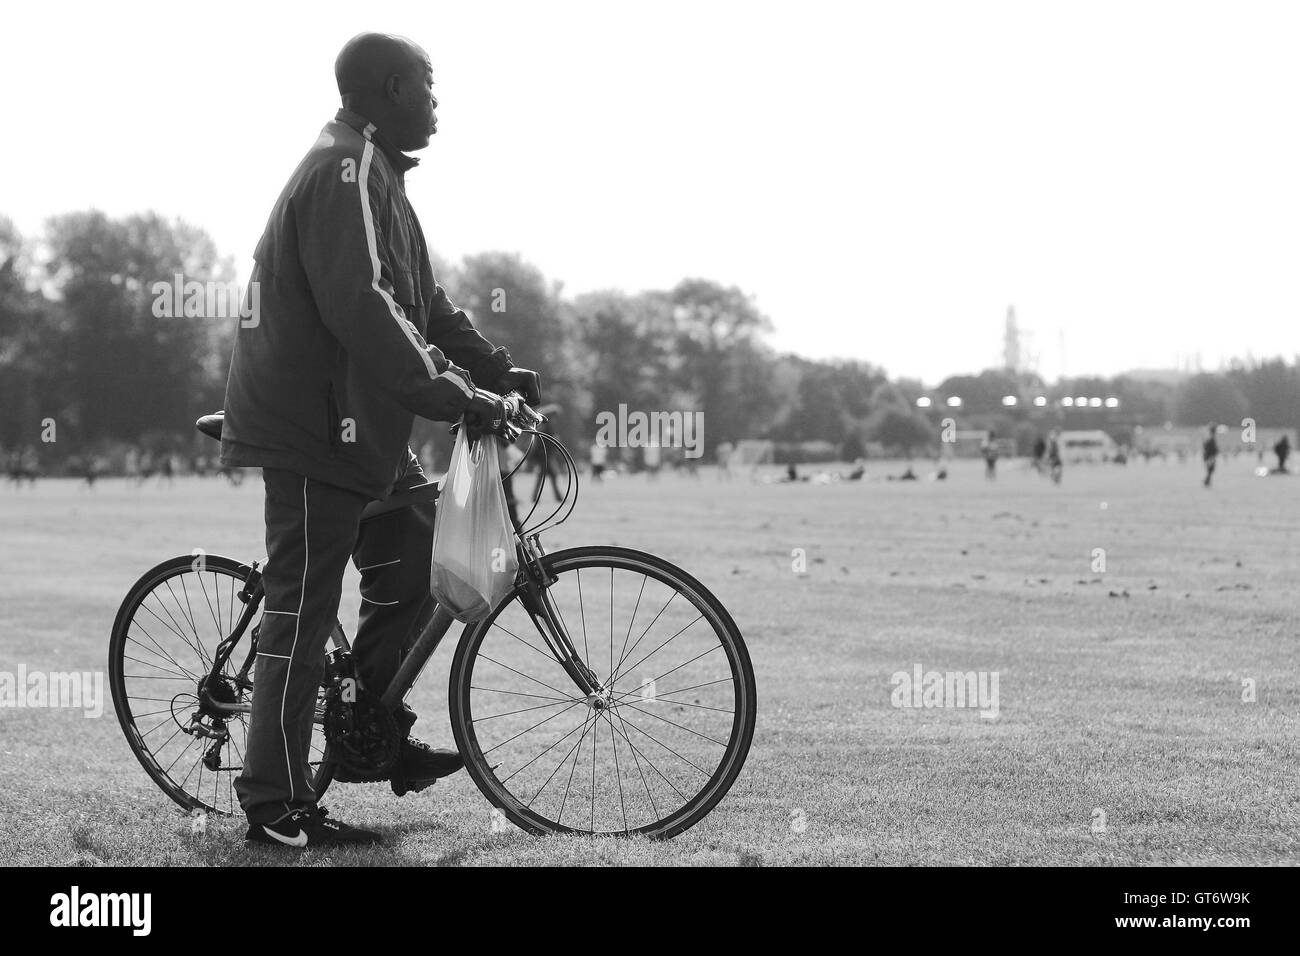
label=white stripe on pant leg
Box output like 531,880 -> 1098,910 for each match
279,477 -> 312,801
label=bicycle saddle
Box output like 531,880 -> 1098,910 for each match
196,411 -> 224,441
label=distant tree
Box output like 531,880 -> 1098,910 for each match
1108,375 -> 1175,425
867,406 -> 934,457
1227,357 -> 1300,428
870,377 -> 924,411
454,252 -> 585,448
669,278 -> 771,439
937,369 -> 1018,413
41,211 -> 232,446
0,218 -> 68,450
1174,373 -> 1249,427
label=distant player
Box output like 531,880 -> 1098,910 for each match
1274,432 -> 1291,473
716,439 -> 734,481
1031,434 -> 1047,474
643,441 -> 662,480
1047,429 -> 1063,485
1202,424 -> 1219,487
981,430 -> 999,480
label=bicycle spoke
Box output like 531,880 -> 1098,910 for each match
613,591 -> 677,680
557,710 -> 596,827
470,686 -> 573,704
475,652 -> 584,703
483,699 -> 586,758
122,649 -> 195,683
612,708 -> 711,777
613,644 -> 724,703
611,613 -> 704,688
127,624 -> 200,682
607,707 -> 688,803
490,619 -> 569,671
617,699 -> 730,747
139,597 -> 207,668
608,707 -> 628,832
602,709 -> 658,821
575,568 -> 591,670
524,716 -> 594,806
612,575 -> 648,692
475,699 -> 578,722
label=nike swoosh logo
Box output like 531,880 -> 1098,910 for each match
262,826 -> 308,847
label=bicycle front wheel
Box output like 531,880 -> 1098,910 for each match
449,546 -> 756,839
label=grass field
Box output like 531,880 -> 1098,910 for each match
1,455 -> 1297,866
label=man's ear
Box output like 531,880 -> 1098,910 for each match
384,72 -> 403,104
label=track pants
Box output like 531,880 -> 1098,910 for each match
235,455 -> 436,824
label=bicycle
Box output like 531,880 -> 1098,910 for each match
109,395 -> 756,839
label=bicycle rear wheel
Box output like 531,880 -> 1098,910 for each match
449,546 -> 756,839
108,555 -> 337,815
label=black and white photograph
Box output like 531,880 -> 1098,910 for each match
0,0 -> 1292,931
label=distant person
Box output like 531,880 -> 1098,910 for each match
589,440 -> 607,481
529,408 -> 565,502
82,454 -> 106,489
1274,432 -> 1291,473
498,438 -> 523,529
981,430 -> 999,480
1047,429 -> 1063,485
1202,424 -> 1219,487
13,445 -> 40,487
1032,435 -> 1047,474
715,440 -> 734,481
680,449 -> 700,479
643,441 -> 662,481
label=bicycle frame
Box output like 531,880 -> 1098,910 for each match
379,532 -> 602,714
193,425 -> 600,731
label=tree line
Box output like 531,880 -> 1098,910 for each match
1,212 -> 1297,466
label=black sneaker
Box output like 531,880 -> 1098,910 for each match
244,806 -> 382,848
390,738 -> 464,796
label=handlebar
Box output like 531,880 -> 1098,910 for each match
450,390 -> 546,443
500,391 -> 547,435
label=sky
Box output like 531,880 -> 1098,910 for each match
2,0 -> 1298,384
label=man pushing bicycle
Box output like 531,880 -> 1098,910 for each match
220,32 -> 540,848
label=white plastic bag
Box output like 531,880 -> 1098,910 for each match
430,428 -> 519,622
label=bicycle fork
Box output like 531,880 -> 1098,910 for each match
516,536 -> 602,699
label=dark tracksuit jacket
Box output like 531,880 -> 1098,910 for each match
226,109 -> 512,824
221,108 -> 512,498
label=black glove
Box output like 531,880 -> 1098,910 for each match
494,367 -> 541,406
463,388 -> 507,438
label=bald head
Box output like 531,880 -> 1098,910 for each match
334,32 -> 438,152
